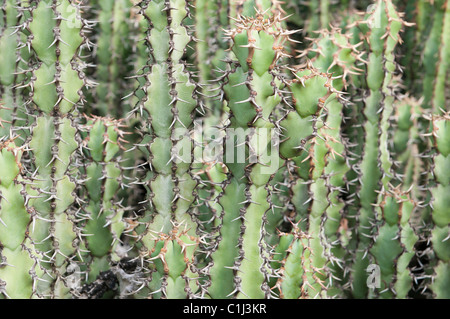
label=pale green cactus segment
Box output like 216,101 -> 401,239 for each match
0,245 -> 35,299
29,116 -> 77,183
80,116 -> 127,261
422,0 -> 446,110
236,0 -> 275,17
431,225 -> 450,262
25,14 -> 82,289
369,223 -> 402,297
430,261 -> 450,299
346,0 -> 408,298
0,0 -> 31,142
370,187 -> 418,298
301,27 -> 364,91
289,64 -> 340,118
131,0 -> 200,298
425,111 -> 450,297
287,60 -> 348,290
0,138 -> 28,250
202,27 -> 246,300
27,116 -> 78,258
148,223 -> 200,298
0,0 -> 20,87
223,63 -> 255,130
194,0 -> 212,85
234,185 -> 269,299
28,0 -> 85,115
220,12 -> 294,299
94,0 -> 133,117
194,0 -> 230,118
0,180 -> 30,250
393,98 -> 419,179
207,178 -> 246,299
275,224 -> 326,299
0,138 -> 35,299
427,112 -> 450,228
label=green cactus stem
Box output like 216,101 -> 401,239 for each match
128,0 -> 200,298
0,137 -> 36,299
0,0 -> 32,143
22,0 -> 89,298
424,111 -> 450,299
76,115 -> 128,285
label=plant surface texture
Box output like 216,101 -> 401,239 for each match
0,0 -> 448,299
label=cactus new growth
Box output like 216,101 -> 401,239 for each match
0,0 -> 448,300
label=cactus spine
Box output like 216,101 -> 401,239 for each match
127,0 -> 200,298
0,137 -> 35,298
0,0 -> 448,300
24,0 -> 87,298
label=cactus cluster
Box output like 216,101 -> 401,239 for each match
0,0 -> 448,299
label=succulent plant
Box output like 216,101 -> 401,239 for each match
0,0 -> 448,300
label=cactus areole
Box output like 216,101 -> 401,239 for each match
0,0 -> 448,300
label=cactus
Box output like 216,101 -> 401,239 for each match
0,0 -> 449,300
87,0 -> 134,118
21,0 -> 89,298
0,137 -> 35,298
77,115 -> 128,285
425,111 -> 450,299
0,1 -> 32,144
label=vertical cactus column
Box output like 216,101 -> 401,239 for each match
208,11 -> 295,299
0,137 -> 35,299
307,0 -> 331,35
431,0 -> 449,115
77,116 -> 127,284
129,0 -> 200,299
280,60 -> 349,298
421,0 -> 447,111
24,0 -> 88,298
89,0 -> 134,117
425,112 -> 450,299
346,0 -> 409,298
299,27 -> 366,297
0,0 -> 32,143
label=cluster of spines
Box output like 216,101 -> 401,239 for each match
0,136 -> 35,299
423,111 -> 450,298
0,0 -> 32,144
0,0 -> 448,300
86,0 -> 135,118
75,115 -> 128,289
20,0 -> 89,298
124,0 -> 201,298
205,11 -> 298,299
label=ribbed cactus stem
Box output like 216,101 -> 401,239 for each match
283,61 -> 348,297
91,0 -> 133,117
422,0 -> 446,110
425,111 -> 450,298
274,223 -> 319,299
211,11 -> 296,299
147,222 -> 201,298
0,137 -> 35,299
0,0 -> 31,143
347,0 -> 409,298
77,115 -> 128,284
431,0 -> 449,115
130,0 -> 199,298
0,0 -> 447,301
